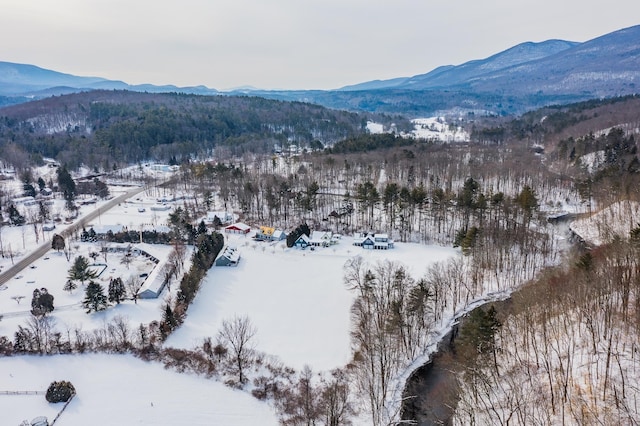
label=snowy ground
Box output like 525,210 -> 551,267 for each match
2,233 -> 459,424
2,164 -> 462,424
0,241 -> 181,337
0,354 -> 278,426
410,117 -> 469,142
366,121 -> 385,134
366,117 -> 470,142
570,200 -> 640,245
166,233 -> 459,372
0,184 -> 188,338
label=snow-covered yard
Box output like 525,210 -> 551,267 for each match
0,241 -> 181,337
0,182 -> 189,338
410,117 -> 469,142
0,354 -> 278,426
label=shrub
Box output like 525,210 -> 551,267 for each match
45,380 -> 76,403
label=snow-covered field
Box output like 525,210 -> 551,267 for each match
166,233 -> 459,372
2,232 -> 459,424
410,117 -> 469,142
0,354 -> 279,426
366,117 -> 470,142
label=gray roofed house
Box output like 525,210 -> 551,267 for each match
271,229 -> 287,241
309,230 -> 333,247
215,246 -> 241,266
138,266 -> 169,299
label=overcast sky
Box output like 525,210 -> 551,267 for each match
1,1 -> 638,90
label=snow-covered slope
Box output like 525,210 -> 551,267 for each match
1,354 -> 279,426
570,200 -> 640,246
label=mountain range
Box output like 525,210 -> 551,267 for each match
1,24 -> 639,116
0,62 -> 219,98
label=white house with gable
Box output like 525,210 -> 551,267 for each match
353,232 -> 394,250
309,231 -> 333,247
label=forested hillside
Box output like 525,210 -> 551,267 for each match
452,211 -> 640,424
471,95 -> 640,146
0,90 -> 409,170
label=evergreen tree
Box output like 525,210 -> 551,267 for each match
356,181 -> 379,227
37,177 -> 46,192
458,177 -> 480,206
45,381 -> 76,403
108,277 -> 126,304
63,279 -> 77,294
83,281 -> 108,313
57,166 -> 76,208
7,204 -> 25,226
30,288 -> 54,317
162,303 -> 178,329
576,252 -> 594,272
196,220 -> 208,237
68,255 -> 97,285
515,184 -> 538,222
22,182 -> 36,198
456,305 -> 502,363
454,226 -> 480,255
51,234 -> 65,252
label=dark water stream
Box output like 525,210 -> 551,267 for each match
400,213 -> 581,424
400,326 -> 459,425
401,297 -> 528,424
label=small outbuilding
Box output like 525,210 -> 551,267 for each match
224,222 -> 251,234
138,262 -> 167,299
271,229 -> 287,241
216,246 -> 241,266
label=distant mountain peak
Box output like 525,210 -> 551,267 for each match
0,61 -> 218,98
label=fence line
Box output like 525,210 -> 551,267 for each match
50,394 -> 75,425
0,302 -> 83,319
0,390 -> 45,395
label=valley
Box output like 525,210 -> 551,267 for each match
1,24 -> 640,424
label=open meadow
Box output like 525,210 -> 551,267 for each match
166,232 -> 459,372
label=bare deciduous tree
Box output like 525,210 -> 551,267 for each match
217,315 -> 257,386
